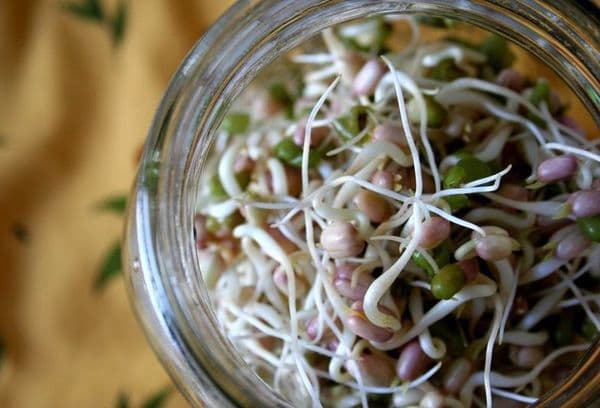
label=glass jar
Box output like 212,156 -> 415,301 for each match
124,1 -> 600,407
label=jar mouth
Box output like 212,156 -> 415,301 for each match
128,1 -> 600,407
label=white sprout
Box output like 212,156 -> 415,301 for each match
302,76 -> 341,194
205,199 -> 239,218
382,64 -> 442,192
429,165 -> 512,199
544,142 -> 600,163
291,53 -> 337,64
491,387 -> 538,404
484,295 -> 503,408
497,263 -> 519,345
421,45 -> 487,67
483,193 -> 562,216
267,158 -> 290,196
381,56 -> 424,197
219,139 -> 244,196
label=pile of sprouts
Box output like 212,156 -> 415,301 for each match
194,16 -> 599,408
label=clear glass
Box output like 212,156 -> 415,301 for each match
124,1 -> 600,407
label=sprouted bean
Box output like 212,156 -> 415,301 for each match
194,15 -> 598,408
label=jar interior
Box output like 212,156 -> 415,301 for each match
189,14 -> 599,408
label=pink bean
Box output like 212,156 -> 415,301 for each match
325,339 -> 339,351
396,340 -> 432,381
353,189 -> 393,223
346,352 -> 396,387
569,190 -> 600,217
333,263 -> 355,280
370,170 -> 395,189
347,301 -> 394,343
320,222 -> 365,258
556,230 -> 591,260
475,235 -> 513,261
443,357 -> 473,394
472,226 -> 513,261
418,216 -> 451,250
333,264 -> 374,300
352,59 -> 387,97
537,155 -> 578,183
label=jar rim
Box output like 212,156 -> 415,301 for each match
126,1 -> 600,407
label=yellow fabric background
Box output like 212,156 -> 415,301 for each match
0,1 -> 232,407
